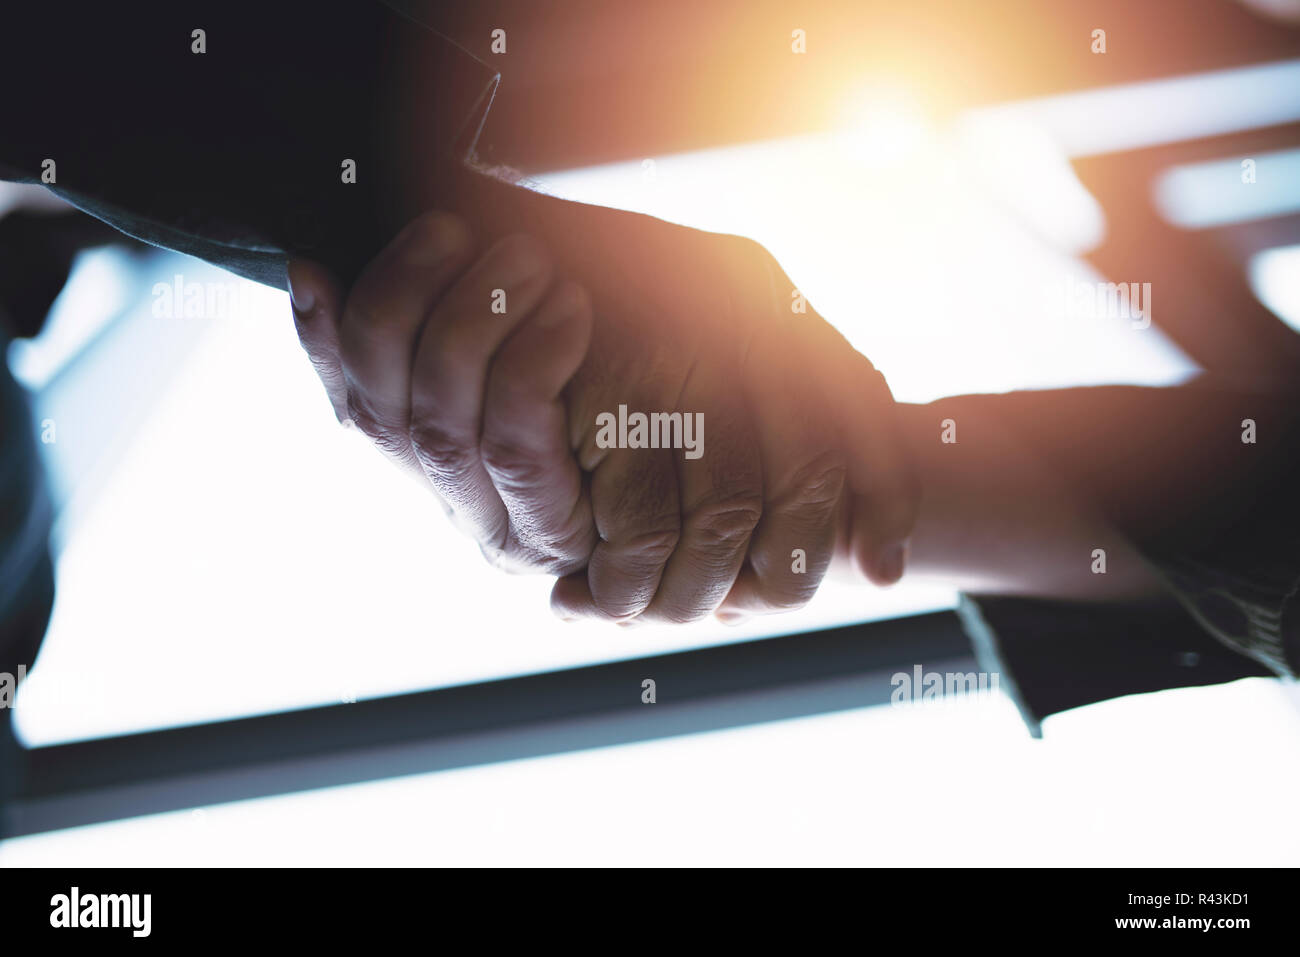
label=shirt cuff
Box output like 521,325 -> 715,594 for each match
1138,536 -> 1300,680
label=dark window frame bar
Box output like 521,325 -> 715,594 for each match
7,611 -> 973,837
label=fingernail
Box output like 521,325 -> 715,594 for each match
875,541 -> 907,584
286,263 -> 316,315
534,300 -> 579,331
716,610 -> 749,627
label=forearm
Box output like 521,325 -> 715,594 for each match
896,396 -> 1162,600
894,379 -> 1298,598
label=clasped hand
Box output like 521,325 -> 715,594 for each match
287,198 -> 918,624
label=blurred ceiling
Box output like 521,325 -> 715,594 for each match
401,0 -> 1300,169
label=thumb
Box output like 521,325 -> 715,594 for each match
287,259 -> 349,422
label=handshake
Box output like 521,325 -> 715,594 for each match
285,173 -> 920,625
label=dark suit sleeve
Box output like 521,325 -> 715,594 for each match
956,594 -> 1275,737
0,0 -> 500,288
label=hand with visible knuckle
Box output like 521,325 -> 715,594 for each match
288,201 -> 917,624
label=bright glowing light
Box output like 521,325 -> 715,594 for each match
954,112 -> 1106,254
964,58 -> 1300,158
838,84 -> 933,168
1250,244 -> 1300,331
